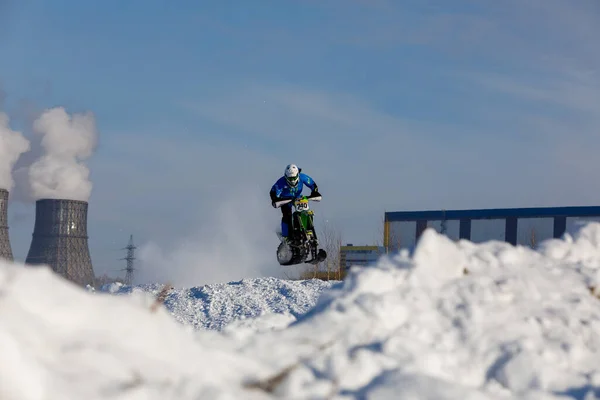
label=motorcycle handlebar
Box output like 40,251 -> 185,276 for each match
273,194 -> 322,208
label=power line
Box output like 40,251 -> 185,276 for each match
119,234 -> 136,285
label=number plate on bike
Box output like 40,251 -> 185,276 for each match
296,200 -> 309,211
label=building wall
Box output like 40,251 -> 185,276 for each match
566,216 -> 600,235
384,206 -> 600,252
387,221 -> 417,250
427,219 -> 460,241
340,245 -> 385,270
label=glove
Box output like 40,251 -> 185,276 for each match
311,189 -> 322,198
270,190 -> 278,207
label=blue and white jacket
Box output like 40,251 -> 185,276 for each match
270,172 -> 318,201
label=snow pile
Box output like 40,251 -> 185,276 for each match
1,223 -> 600,399
100,277 -> 334,332
236,223 -> 600,399
0,264 -> 271,399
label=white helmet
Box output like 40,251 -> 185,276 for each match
284,164 -> 300,187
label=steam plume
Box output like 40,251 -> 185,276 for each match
136,185 -> 291,287
28,107 -> 98,201
0,112 -> 31,191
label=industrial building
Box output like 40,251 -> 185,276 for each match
0,189 -> 14,261
0,189 -> 96,287
25,199 -> 95,287
340,244 -> 385,270
383,206 -> 600,252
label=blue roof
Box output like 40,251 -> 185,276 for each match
385,206 -> 600,221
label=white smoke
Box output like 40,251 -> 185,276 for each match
0,112 -> 31,191
136,185 -> 295,287
27,107 -> 98,201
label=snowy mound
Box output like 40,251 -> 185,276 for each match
100,277 -> 334,331
2,223 -> 600,399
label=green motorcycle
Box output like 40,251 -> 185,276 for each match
273,194 -> 327,266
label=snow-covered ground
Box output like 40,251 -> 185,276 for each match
2,223 -> 600,399
99,277 -> 334,332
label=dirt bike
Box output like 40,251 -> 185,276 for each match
273,194 -> 327,266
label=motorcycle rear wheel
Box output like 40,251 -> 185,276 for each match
277,240 -> 308,266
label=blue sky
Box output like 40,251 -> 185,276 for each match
1,0 -> 599,282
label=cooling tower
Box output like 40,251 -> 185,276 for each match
26,199 -> 95,286
0,189 -> 14,261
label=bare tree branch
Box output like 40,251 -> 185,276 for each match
317,218 -> 343,278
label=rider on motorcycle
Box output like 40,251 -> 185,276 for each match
270,164 -> 321,241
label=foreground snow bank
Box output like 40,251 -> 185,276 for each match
1,223 -> 600,399
100,277 -> 334,331
235,223 -> 600,399
0,263 -> 274,399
